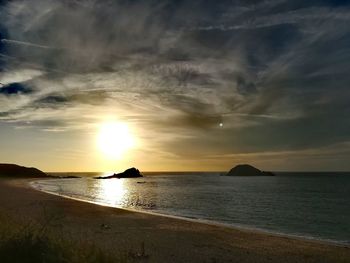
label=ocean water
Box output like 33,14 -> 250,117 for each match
31,172 -> 350,244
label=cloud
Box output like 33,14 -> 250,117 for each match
0,82 -> 33,95
1,39 -> 55,49
0,0 -> 349,167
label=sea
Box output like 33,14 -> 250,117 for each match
30,172 -> 350,245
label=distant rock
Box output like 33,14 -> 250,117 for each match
225,164 -> 275,176
260,171 -> 275,176
44,173 -> 81,179
0,163 -> 47,178
58,175 -> 81,179
95,167 -> 143,179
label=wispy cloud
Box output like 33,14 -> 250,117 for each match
1,39 -> 56,49
0,0 -> 350,169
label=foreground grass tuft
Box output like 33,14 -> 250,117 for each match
0,228 -> 117,263
0,212 -> 130,263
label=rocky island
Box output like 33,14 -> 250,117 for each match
225,164 -> 275,176
0,163 -> 47,178
95,167 -> 143,179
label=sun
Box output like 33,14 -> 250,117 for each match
97,122 -> 135,159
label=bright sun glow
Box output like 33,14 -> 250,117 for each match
97,122 -> 135,159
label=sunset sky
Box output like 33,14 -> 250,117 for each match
1,0 -> 350,172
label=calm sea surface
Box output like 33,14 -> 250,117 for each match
31,172 -> 350,244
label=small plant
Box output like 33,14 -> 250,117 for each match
0,210 -> 133,263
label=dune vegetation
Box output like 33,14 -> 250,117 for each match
0,210 -> 147,263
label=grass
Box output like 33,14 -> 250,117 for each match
0,208 -> 148,263
0,214 -> 115,263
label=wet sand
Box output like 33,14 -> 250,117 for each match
0,178 -> 349,263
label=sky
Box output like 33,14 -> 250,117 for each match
0,0 -> 350,172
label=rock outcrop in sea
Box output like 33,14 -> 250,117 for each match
95,167 -> 143,179
225,164 -> 275,176
0,163 -> 47,178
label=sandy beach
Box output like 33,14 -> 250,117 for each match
0,178 -> 349,263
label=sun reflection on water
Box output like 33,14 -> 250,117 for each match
98,179 -> 127,206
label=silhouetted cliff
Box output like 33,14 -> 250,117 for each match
0,164 -> 47,178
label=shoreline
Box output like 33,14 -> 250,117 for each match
1,177 -> 350,263
30,180 -> 349,248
